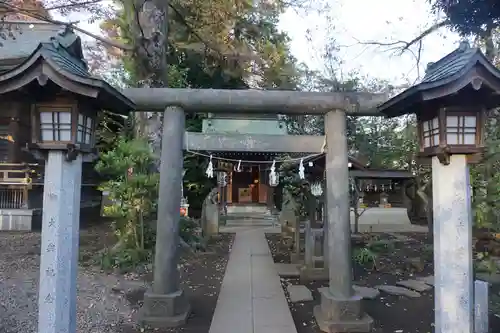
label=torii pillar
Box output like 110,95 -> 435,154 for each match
140,106 -> 190,327
314,110 -> 373,332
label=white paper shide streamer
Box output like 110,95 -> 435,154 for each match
298,158 -> 305,180
269,160 -> 279,187
234,160 -> 242,172
206,155 -> 214,178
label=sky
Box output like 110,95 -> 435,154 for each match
278,0 -> 461,84
57,0 -> 462,86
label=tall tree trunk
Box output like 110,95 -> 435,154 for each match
129,0 -> 169,165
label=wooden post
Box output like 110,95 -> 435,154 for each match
314,110 -> 373,332
141,106 -> 190,327
432,155 -> 473,333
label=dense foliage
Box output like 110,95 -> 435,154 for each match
95,138 -> 159,270
430,0 -> 500,37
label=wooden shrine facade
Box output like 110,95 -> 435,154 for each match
216,154 -> 273,205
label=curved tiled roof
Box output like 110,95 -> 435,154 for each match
378,42 -> 500,117
0,27 -> 135,114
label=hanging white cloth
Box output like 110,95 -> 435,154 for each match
206,155 -> 214,178
269,160 -> 278,186
298,158 -> 305,180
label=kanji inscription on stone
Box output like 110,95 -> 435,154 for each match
45,267 -> 55,277
45,293 -> 54,304
46,243 -> 55,252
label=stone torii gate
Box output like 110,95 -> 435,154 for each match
123,88 -> 387,332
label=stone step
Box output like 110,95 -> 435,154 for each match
226,219 -> 275,227
226,213 -> 275,220
226,205 -> 270,214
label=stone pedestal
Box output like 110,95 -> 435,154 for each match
474,280 -> 488,333
432,155 -> 473,333
300,223 -> 328,282
38,151 -> 82,333
140,290 -> 191,328
314,287 -> 373,333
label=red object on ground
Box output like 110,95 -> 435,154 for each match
180,207 -> 187,216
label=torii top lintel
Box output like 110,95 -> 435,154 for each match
122,88 -> 388,116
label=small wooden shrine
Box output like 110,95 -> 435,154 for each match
202,112 -> 415,211
305,156 -> 413,208
203,113 -> 288,206
0,25 -> 133,230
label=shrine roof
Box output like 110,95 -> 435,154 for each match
0,27 -> 135,114
420,43 -> 480,84
378,41 -> 500,117
38,38 -> 90,78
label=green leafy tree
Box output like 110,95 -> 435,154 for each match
95,138 -> 159,269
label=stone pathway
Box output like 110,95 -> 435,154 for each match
210,226 -> 297,333
287,285 -> 313,302
376,285 -> 421,298
353,285 -> 380,300
396,279 -> 432,292
275,263 -> 301,277
354,275 -> 436,300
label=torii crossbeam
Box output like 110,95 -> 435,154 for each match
123,88 -> 387,116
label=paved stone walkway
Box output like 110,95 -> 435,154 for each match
209,227 -> 297,333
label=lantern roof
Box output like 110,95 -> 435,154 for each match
378,41 -> 500,117
0,26 -> 135,114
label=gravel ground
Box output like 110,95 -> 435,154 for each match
266,232 -> 500,333
0,227 -> 150,333
0,225 -> 234,333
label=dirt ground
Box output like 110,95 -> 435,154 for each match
0,222 -> 233,333
120,232 -> 234,333
266,232 -> 500,333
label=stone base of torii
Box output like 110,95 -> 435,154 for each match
123,88 -> 387,331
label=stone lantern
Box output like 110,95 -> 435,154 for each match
0,27 -> 135,333
378,41 -> 499,333
379,192 -> 389,208
417,105 -> 485,165
31,104 -> 97,157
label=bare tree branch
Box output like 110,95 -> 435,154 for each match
400,19 -> 451,52
0,0 -> 133,50
354,20 -> 450,54
45,0 -> 105,11
345,20 -> 450,80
